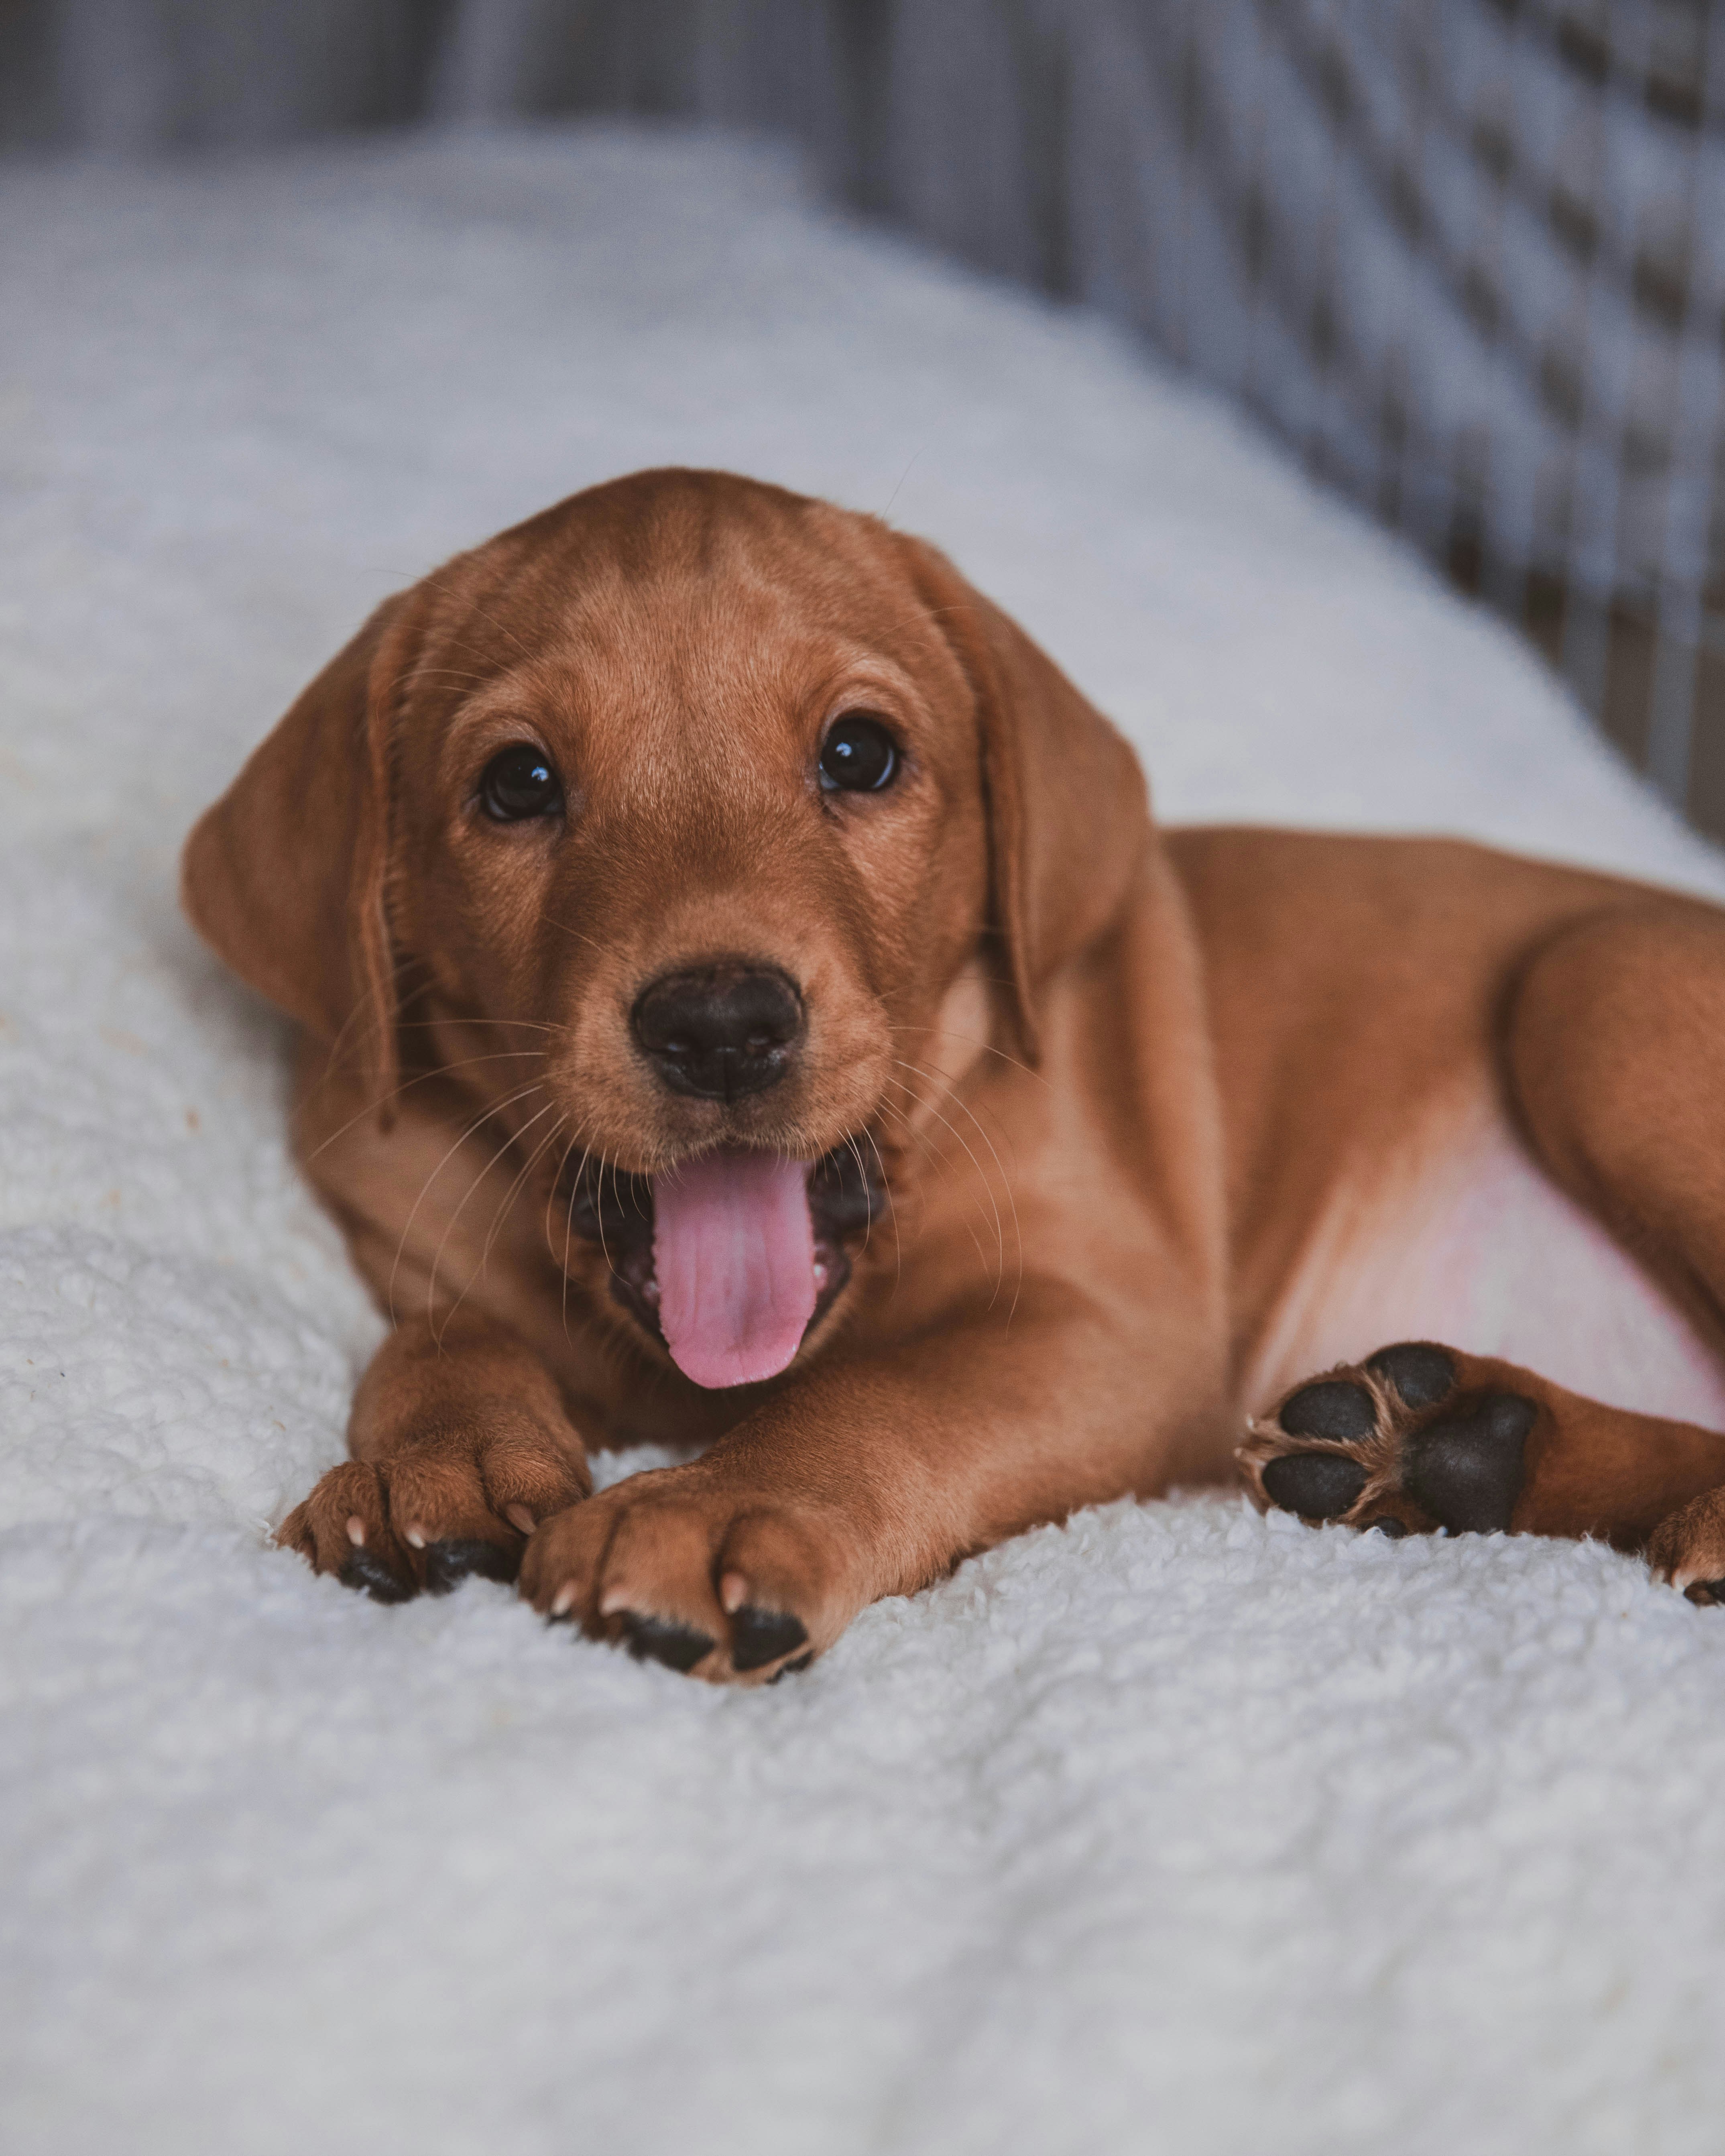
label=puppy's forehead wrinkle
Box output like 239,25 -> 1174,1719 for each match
439,483 -> 932,712
520,468 -> 877,590
521,466 -> 807,581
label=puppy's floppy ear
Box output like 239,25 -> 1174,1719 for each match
896,535 -> 1149,1063
181,590 -> 421,1118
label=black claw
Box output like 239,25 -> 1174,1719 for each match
1279,1380 -> 1377,1442
1261,1452 -> 1369,1521
730,1605 -> 809,1672
618,1612 -> 716,1673
1368,1516 -> 1408,1538
1403,1391 -> 1535,1534
1365,1342 -> 1456,1409
338,1548 -> 416,1604
421,1538 -> 519,1596
766,1649 -> 816,1686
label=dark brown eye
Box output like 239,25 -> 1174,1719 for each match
819,714 -> 899,794
479,743 -> 563,822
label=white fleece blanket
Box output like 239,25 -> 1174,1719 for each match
6,127 -> 1725,2156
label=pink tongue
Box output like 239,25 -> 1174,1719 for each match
651,1152 -> 817,1389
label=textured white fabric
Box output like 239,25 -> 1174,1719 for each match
5,127 -> 1725,2156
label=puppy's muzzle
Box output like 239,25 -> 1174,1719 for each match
631,962 -> 805,1102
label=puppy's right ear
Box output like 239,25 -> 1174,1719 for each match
181,592 -> 419,1114
893,534 -> 1148,1066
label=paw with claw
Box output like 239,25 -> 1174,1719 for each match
277,1417 -> 590,1603
519,1462 -> 848,1684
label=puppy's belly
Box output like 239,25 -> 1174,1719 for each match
1245,1103 -> 1725,1429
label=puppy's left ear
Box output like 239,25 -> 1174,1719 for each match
181,590 -> 423,1122
896,535 -> 1149,1063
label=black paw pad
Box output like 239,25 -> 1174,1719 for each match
730,1606 -> 809,1672
1403,1392 -> 1535,1534
1279,1380 -> 1377,1441
422,1538 -> 519,1595
1368,1517 -> 1408,1538
1365,1342 -> 1456,1409
618,1613 -> 716,1672
338,1549 -> 416,1604
1684,1580 -> 1725,1607
1261,1452 -> 1368,1521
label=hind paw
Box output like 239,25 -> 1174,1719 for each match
1648,1488 -> 1725,1604
1238,1342 -> 1542,1538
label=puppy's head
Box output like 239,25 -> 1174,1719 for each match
184,470 -> 1147,1388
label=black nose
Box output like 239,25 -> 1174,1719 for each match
631,964 -> 805,1102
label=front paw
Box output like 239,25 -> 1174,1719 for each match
518,1467 -> 844,1684
276,1421 -> 590,1603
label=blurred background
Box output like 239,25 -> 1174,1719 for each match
6,0 -> 1724,837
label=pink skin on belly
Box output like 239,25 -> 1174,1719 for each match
1245,1094 -> 1725,1430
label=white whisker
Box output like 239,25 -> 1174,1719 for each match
425,1095 -> 562,1337
893,1056 -> 1024,1324
385,1079 -> 549,1325
888,1061 -> 1010,1307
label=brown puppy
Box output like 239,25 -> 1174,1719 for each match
183,468 -> 1725,1684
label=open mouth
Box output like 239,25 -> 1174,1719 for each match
560,1144 -> 883,1389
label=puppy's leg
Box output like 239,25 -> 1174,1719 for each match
519,1278 -> 1229,1684
1505,900 -> 1725,1341
1239,1342 -> 1725,1591
1244,899 -> 1725,1592
1514,898 -> 1725,1592
277,1312 -> 591,1602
